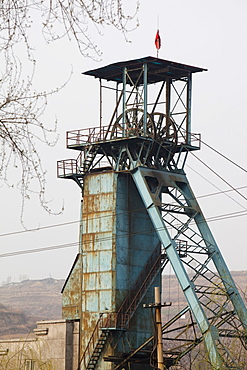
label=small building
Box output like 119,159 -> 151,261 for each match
0,319 -> 79,369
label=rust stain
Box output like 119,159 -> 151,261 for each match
62,254 -> 82,320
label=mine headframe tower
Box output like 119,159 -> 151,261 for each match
58,56 -> 247,369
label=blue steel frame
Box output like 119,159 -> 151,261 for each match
132,166 -> 247,369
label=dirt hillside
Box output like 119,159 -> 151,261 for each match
0,278 -> 64,338
0,272 -> 246,338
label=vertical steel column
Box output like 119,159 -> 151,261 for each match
186,74 -> 192,145
99,79 -> 102,138
116,82 -> 119,122
166,78 -> 171,137
122,67 -> 127,137
143,63 -> 148,136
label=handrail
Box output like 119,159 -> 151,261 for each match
116,243 -> 167,329
57,159 -> 78,178
66,125 -> 201,149
79,313 -> 103,369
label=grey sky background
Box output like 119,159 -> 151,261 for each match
1,0 -> 247,284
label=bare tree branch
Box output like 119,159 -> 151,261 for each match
0,0 -> 139,223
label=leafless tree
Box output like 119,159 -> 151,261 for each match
0,1 -> 139,221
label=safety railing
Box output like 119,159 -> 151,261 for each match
80,313 -> 103,369
99,312 -> 130,329
79,312 -> 129,369
116,243 -> 167,329
66,125 -> 201,149
57,159 -> 78,178
66,125 -> 145,148
66,127 -> 105,147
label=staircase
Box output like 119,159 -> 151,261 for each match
116,244 -> 168,329
82,145 -> 100,173
80,314 -> 110,370
85,330 -> 110,370
57,145 -> 100,189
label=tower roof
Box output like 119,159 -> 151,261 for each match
83,56 -> 207,85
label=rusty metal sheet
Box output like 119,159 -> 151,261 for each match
62,254 -> 81,320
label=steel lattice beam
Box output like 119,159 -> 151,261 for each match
131,166 -> 247,369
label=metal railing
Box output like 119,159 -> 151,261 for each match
66,125 -> 201,149
66,127 -> 104,147
66,125 -> 142,147
80,313 -> 104,369
57,159 -> 78,178
79,312 -> 130,369
116,244 -> 167,329
100,312 -> 130,329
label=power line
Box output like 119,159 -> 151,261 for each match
0,241 -> 79,258
0,220 -> 80,237
189,150 -> 247,203
197,185 -> 247,200
182,134 -> 247,209
206,209 -> 247,223
201,139 -> 247,174
1,209 -> 246,259
186,164 -> 247,210
2,182 -> 247,239
1,138 -> 247,239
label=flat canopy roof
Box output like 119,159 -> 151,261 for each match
83,56 -> 207,85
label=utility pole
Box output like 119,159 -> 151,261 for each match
155,286 -> 164,370
143,286 -> 172,370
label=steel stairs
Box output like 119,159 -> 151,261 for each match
80,314 -> 110,370
116,244 -> 168,329
81,145 -> 100,173
57,145 -> 100,189
85,330 -> 110,370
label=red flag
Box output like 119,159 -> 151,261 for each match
155,30 -> 161,50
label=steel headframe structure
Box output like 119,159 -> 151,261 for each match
58,56 -> 247,369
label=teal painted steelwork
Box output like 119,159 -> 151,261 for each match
131,166 -> 247,369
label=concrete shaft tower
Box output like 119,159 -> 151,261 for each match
58,57 -> 247,370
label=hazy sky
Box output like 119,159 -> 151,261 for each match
1,0 -> 247,284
